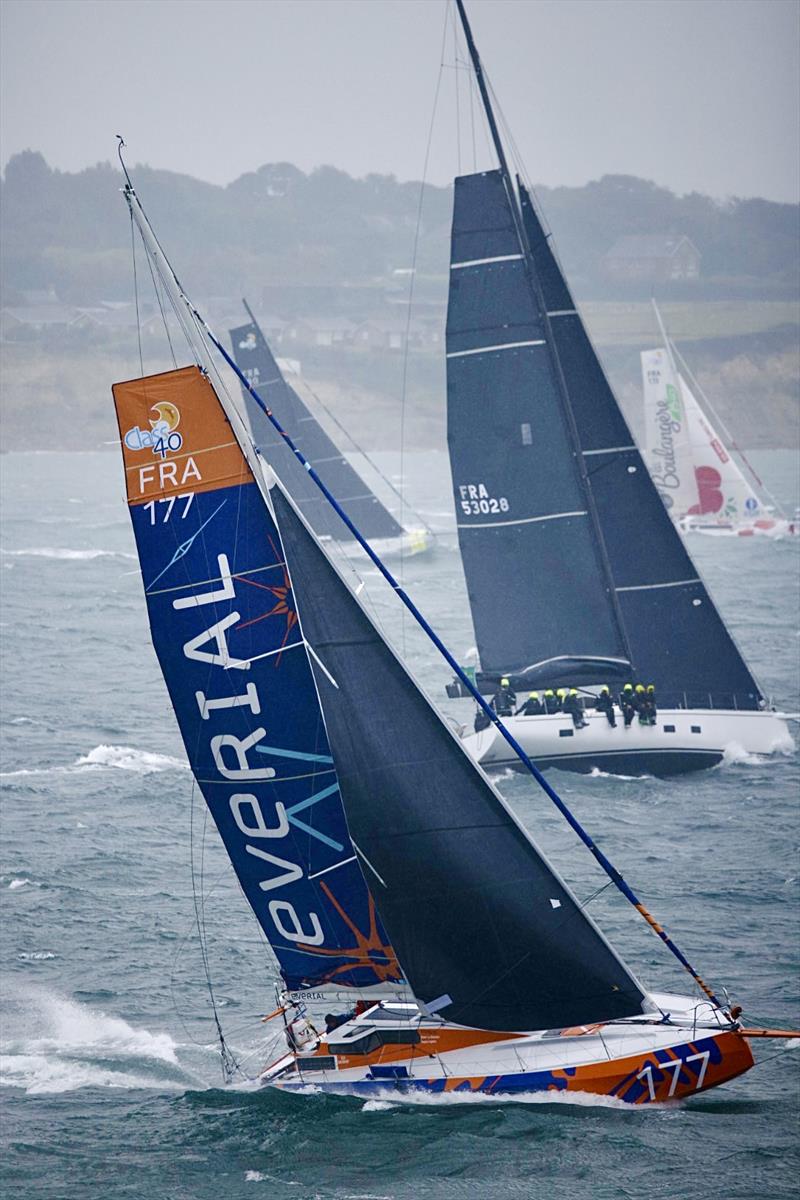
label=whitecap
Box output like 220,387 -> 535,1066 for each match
17,952 -> 56,961
588,766 -> 652,781
74,745 -> 189,774
8,879 -> 32,890
0,547 -> 135,561
0,990 -> 187,1095
361,1099 -> 397,1112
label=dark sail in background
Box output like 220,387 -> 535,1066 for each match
272,483 -> 647,1032
230,315 -> 404,542
445,168 -> 762,708
517,184 -> 762,709
445,171 -> 628,681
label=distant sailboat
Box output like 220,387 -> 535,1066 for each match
439,10 -> 794,775
114,155 -> 800,1106
642,300 -> 798,538
230,303 -> 431,555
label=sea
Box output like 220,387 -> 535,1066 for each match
1,447 -> 798,1200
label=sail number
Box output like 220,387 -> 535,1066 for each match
458,483 -> 509,517
636,1049 -> 710,1100
143,493 -> 195,524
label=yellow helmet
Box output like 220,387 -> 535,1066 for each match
557,687 -> 567,697
530,691 -> 539,699
544,689 -> 554,696
569,688 -> 578,695
647,684 -> 655,692
623,683 -> 633,691
500,677 -> 510,687
635,684 -> 645,693
600,686 -> 609,694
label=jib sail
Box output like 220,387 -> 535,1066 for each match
271,482 -> 648,1032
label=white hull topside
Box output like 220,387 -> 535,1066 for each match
460,708 -> 795,776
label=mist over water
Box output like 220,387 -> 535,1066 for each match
1,449 -> 798,1199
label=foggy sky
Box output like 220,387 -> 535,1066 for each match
1,0 -> 798,202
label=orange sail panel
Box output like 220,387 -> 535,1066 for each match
113,365 -> 254,506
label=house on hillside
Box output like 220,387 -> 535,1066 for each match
602,235 -> 701,283
0,304 -> 96,340
284,317 -> 356,348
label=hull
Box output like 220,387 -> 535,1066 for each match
322,526 -> 432,558
263,995 -> 754,1105
460,709 -> 794,776
679,516 -> 799,539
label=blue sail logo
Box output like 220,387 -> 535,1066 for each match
124,402 -> 184,457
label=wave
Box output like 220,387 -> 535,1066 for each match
75,745 -> 189,773
0,989 -> 190,1095
17,952 -> 56,961
1,744 -> 188,781
0,547 -> 135,561
588,766 -> 652,781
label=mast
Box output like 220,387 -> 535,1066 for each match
453,0 -> 635,672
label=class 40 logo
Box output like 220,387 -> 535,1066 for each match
124,402 -> 183,457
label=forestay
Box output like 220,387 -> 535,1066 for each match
271,483 -> 648,1033
112,364 -> 401,994
230,316 -> 403,542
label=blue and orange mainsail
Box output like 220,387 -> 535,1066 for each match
112,364 -> 401,995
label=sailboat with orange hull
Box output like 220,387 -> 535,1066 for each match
111,4 -> 798,1105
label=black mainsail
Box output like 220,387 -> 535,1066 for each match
271,482 -> 647,1032
230,309 -> 405,543
445,0 -> 762,710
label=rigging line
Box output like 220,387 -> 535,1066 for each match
129,209 -> 144,378
452,2 -> 462,177
124,170 -> 725,1013
202,322 -> 725,1012
280,360 -> 433,536
395,0 -> 449,656
143,239 -> 178,369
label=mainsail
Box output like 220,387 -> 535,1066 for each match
445,170 -> 764,709
230,312 -> 404,542
271,482 -> 647,1032
112,364 -> 401,995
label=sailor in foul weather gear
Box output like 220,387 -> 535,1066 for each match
634,683 -> 649,725
491,676 -> 516,717
543,689 -> 559,714
556,687 -> 568,712
645,683 -> 657,725
596,686 -> 617,727
619,683 -> 636,728
518,690 -> 543,716
563,688 -> 588,729
474,705 -> 491,733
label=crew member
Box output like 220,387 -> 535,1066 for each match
596,686 -> 617,727
634,683 -> 648,725
646,683 -> 657,724
543,689 -> 558,714
555,687 -> 568,712
491,676 -> 516,717
619,683 -> 636,728
518,690 -> 543,716
474,705 -> 491,732
563,688 -> 588,729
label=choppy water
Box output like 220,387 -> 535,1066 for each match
1,448 -> 798,1200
